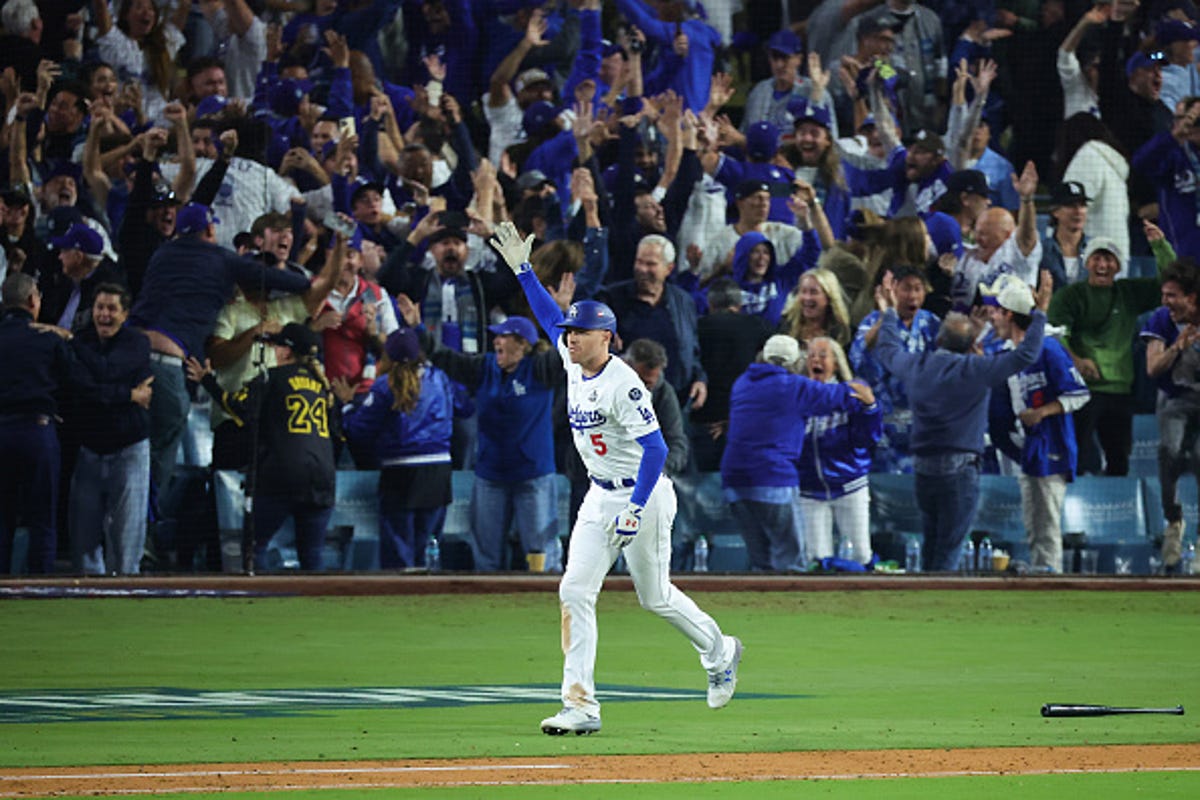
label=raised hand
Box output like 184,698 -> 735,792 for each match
787,195 -> 812,230
219,129 -> 239,158
656,90 -> 683,139
323,30 -> 349,69
807,52 -> 830,99
1035,269 -> 1054,311
1083,3 -> 1111,25
162,101 -> 186,127
707,72 -> 734,112
572,98 -> 594,142
1012,160 -> 1038,201
489,221 -> 535,275
969,59 -> 999,98
547,271 -> 576,311
875,269 -> 897,311
525,8 -> 549,48
1144,218 -> 1166,243
570,166 -> 597,205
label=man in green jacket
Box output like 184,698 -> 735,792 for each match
1048,225 -> 1173,475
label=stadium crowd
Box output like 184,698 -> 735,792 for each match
1,0 -> 1199,576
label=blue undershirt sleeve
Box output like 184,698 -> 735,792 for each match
517,269 -> 566,340
632,430 -> 668,507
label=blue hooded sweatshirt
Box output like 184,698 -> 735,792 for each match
728,230 -> 819,325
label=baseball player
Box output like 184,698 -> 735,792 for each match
490,222 -> 742,737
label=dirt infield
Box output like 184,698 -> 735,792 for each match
2,745 -> 1199,795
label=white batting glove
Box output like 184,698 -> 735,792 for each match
607,503 -> 643,549
488,220 -> 534,275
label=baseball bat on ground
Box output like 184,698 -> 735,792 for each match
1041,703 -> 1184,717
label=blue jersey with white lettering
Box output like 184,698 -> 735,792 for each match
988,337 -> 1089,478
798,394 -> 884,499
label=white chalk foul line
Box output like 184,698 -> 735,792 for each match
0,763 -> 571,781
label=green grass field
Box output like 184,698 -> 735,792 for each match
2,589 -> 1199,797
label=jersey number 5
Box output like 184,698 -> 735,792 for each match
286,394 -> 330,438
590,433 -> 607,455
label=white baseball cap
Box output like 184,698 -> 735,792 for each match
1082,236 -> 1125,269
981,274 -> 1034,315
762,334 -> 802,366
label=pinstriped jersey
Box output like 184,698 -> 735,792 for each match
559,339 -> 660,481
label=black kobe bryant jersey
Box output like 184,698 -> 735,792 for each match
210,362 -> 336,506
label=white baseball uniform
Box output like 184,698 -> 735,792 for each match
555,336 -> 734,718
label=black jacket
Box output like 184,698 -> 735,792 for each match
0,308 -> 77,417
65,325 -> 152,453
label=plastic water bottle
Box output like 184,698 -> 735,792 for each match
978,537 -> 994,574
960,539 -> 975,575
425,534 -> 441,572
837,536 -> 856,563
694,536 -> 709,572
905,536 -> 922,573
1183,542 -> 1197,576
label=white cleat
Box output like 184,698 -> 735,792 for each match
707,636 -> 743,709
540,706 -> 601,736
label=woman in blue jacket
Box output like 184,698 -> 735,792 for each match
720,334 -> 872,571
335,327 -> 453,569
798,337 -> 884,563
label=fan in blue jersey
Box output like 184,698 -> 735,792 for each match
985,275 -> 1090,573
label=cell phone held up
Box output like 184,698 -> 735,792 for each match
439,210 -> 468,231
323,214 -> 358,238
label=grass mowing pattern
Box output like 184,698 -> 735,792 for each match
1,591 -> 1197,767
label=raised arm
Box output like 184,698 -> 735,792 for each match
490,221 -> 564,337
1013,161 -> 1039,257
488,9 -> 548,108
92,0 -> 112,36
1062,4 -> 1108,54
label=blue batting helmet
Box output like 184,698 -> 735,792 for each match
556,300 -> 617,333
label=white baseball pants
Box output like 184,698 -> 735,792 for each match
556,475 -> 730,715
800,487 -> 872,561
